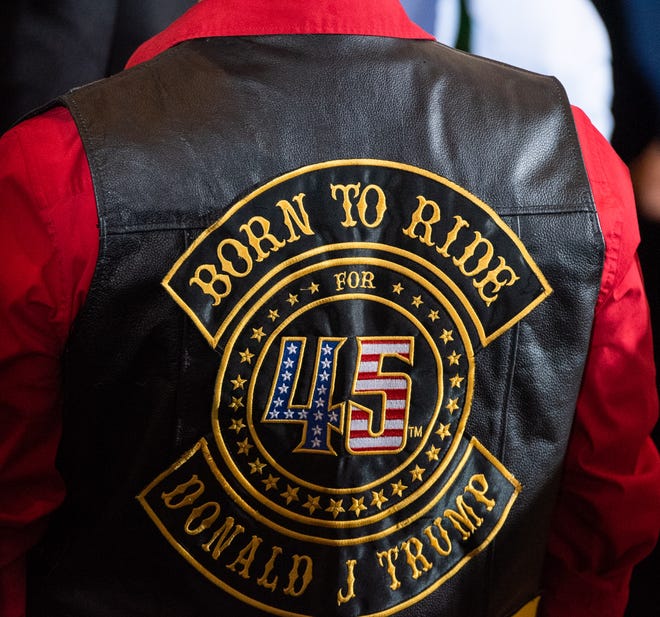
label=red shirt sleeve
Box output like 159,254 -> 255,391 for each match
0,106 -> 97,617
540,109 -> 660,616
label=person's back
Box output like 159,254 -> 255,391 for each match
1,2 -> 658,617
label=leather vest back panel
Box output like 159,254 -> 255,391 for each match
28,35 -> 603,617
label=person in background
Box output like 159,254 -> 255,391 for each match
589,2 -> 660,615
1,2 -> 658,616
0,0 -> 195,133
615,0 -> 660,223
401,0 -> 614,139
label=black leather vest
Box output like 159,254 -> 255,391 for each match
28,35 -> 603,617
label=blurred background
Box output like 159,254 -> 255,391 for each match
1,1 -> 658,615
0,1 -> 196,133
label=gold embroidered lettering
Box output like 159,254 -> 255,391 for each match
452,231 -> 494,277
276,193 -> 315,242
402,203 -> 520,305
200,517 -> 246,560
189,238 -> 252,306
189,265 -> 232,307
330,182 -> 387,228
361,271 -> 376,288
161,475 -> 205,509
226,535 -> 263,579
190,192 -> 317,306
436,215 -> 470,257
337,559 -> 357,606
334,270 -> 376,291
376,547 -> 402,591
444,495 -> 484,541
330,182 -> 362,227
217,238 -> 253,277
283,555 -> 314,597
423,518 -> 453,556
356,184 -> 387,228
401,196 -> 442,246
257,546 -> 283,592
473,257 -> 520,307
239,216 -> 286,262
465,474 -> 496,511
400,537 -> 433,579
184,501 -> 221,535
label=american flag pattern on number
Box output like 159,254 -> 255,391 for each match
348,338 -> 412,454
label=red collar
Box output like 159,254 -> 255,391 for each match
126,0 -> 433,68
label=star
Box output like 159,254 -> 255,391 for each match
280,485 -> 300,505
239,348 -> 255,364
287,293 -> 299,306
307,282 -> 320,294
249,458 -> 266,475
391,480 -> 408,497
392,283 -> 404,295
428,310 -> 440,322
262,474 -> 280,491
230,374 -> 247,390
447,350 -> 461,366
303,495 -> 321,515
251,327 -> 266,342
411,295 -> 424,308
439,329 -> 454,344
409,465 -> 425,482
229,418 -> 245,433
446,398 -> 460,414
426,444 -> 441,461
237,438 -> 253,455
449,374 -> 464,388
326,499 -> 345,519
268,309 -> 280,322
436,423 -> 452,440
349,497 -> 368,518
371,490 -> 389,509
229,396 -> 244,411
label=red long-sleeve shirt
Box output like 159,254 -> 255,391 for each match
1,2 -> 658,616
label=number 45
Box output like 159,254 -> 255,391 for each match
263,336 -> 414,456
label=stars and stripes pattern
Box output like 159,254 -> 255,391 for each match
264,338 -> 342,453
348,339 -> 412,453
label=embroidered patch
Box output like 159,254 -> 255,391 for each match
139,160 -> 551,616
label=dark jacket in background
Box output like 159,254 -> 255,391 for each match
0,0 -> 196,132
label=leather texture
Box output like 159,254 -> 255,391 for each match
27,35 -> 603,617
